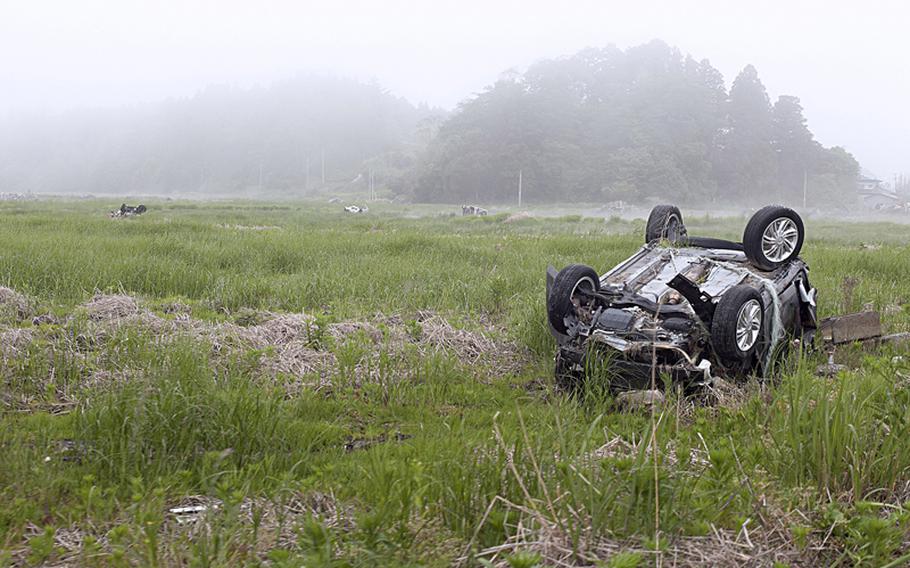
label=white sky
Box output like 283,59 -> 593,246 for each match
1,0 -> 907,178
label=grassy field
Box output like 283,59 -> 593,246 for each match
1,199 -> 909,567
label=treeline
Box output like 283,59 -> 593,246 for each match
0,75 -> 437,196
404,41 -> 859,206
0,42 -> 860,206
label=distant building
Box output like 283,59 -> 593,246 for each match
857,177 -> 902,209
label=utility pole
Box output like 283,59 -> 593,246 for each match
305,155 -> 310,190
368,168 -> 374,201
518,169 -> 522,208
802,169 -> 808,209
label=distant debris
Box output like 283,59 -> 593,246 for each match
344,205 -> 369,214
462,205 -> 488,216
0,192 -> 36,201
328,197 -> 342,204
109,203 -> 147,218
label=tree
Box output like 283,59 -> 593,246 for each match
0,75 -> 436,196
772,95 -> 818,202
808,146 -> 860,209
716,65 -> 777,202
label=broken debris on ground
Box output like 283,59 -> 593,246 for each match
109,203 -> 147,218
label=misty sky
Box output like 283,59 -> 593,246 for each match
2,0 -> 907,179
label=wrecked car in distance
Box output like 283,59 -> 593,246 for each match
546,204 -> 818,392
109,203 -> 147,218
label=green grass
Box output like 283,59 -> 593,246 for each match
1,198 -> 910,566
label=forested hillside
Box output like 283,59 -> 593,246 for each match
405,41 -> 858,206
0,76 -> 439,196
0,41 -> 859,205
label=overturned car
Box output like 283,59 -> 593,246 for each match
547,205 -> 818,391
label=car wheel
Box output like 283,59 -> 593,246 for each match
645,205 -> 687,244
547,264 -> 599,334
743,205 -> 804,271
711,285 -> 764,364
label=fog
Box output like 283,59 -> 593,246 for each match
1,0 -> 908,202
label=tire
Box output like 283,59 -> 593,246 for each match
645,205 -> 687,244
711,285 -> 764,364
743,205 -> 804,271
685,236 -> 744,251
547,264 -> 599,334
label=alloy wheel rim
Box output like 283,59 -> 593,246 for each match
570,276 -> 596,306
735,299 -> 762,352
761,217 -> 799,262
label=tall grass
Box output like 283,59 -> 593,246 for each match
2,199 -> 910,565
767,357 -> 910,499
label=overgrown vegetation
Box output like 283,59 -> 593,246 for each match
408,41 -> 859,207
0,41 -> 860,208
1,199 -> 909,566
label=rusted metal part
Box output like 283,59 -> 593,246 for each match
819,311 -> 882,344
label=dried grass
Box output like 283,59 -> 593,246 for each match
83,293 -> 140,321
5,293 -> 528,401
221,313 -> 316,349
161,491 -> 354,552
0,286 -> 33,320
470,504 -> 817,567
16,492 -> 353,566
415,312 -> 526,374
327,321 -> 385,344
0,327 -> 34,359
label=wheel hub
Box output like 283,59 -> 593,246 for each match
735,299 -> 762,352
761,217 -> 799,263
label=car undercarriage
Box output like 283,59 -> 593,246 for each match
547,205 -> 818,392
